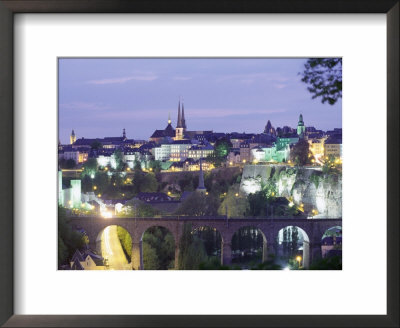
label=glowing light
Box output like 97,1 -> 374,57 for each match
113,183 -> 116,186
149,168 -> 153,172
93,186 -> 97,190
296,256 -> 302,267
283,267 -> 290,271
229,162 -> 233,166
105,167 -> 108,171
242,159 -> 246,163
101,210 -> 112,219
167,191 -> 171,195
271,192 -> 275,196
122,193 -> 125,197
90,174 -> 95,179
127,167 -> 131,171
235,193 -> 239,197
98,194 -> 102,198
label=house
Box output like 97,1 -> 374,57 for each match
70,249 -> 105,270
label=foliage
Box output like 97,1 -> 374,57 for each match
215,137 -> 232,158
301,58 -> 342,105
58,206 -> 88,266
281,226 -> 300,258
218,185 -> 248,217
246,191 -> 268,217
149,160 -> 162,174
310,172 -> 322,188
82,158 -> 98,176
142,227 -> 175,270
125,199 -> 160,217
290,139 -> 312,166
192,226 -> 222,257
117,226 -> 132,261
90,140 -> 103,150
59,158 -> 76,169
178,173 -> 197,192
142,242 -> 159,270
310,255 -> 342,270
113,149 -> 125,171
322,155 -> 342,176
132,170 -> 159,194
175,192 -> 220,216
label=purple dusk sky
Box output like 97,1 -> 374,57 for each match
58,58 -> 342,144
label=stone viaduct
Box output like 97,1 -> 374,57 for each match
69,216 -> 342,270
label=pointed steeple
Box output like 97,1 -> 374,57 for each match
122,128 -> 126,139
181,97 -> 186,129
197,158 -> 206,192
176,98 -> 182,128
168,112 -> 171,125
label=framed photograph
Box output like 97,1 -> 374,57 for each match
0,1 -> 398,327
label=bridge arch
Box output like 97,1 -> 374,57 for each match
231,226 -> 268,267
96,225 -> 132,270
276,226 -> 310,269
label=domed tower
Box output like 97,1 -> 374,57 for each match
70,129 -> 76,145
297,114 -> 306,137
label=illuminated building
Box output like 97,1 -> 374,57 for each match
324,135 -> 342,160
154,144 -> 172,161
169,140 -> 192,161
297,114 -> 306,137
187,144 -> 214,159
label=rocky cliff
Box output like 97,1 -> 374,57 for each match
240,164 -> 342,218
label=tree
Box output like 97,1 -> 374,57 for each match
301,58 -> 342,105
149,160 -> 162,174
215,137 -> 232,158
246,191 -> 267,216
142,227 -> 175,270
113,149 -> 125,171
175,192 -> 220,216
290,139 -> 312,166
218,186 -> 248,217
81,158 -> 98,178
58,206 -> 88,266
59,158 -> 76,169
290,227 -> 299,257
178,222 -> 208,270
125,199 -> 160,217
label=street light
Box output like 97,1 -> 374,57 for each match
296,255 -> 302,268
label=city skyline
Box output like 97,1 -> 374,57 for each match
59,58 -> 342,144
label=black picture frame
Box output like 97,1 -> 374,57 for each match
0,1 -> 398,327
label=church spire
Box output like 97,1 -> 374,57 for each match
168,112 -> 171,125
181,97 -> 186,129
197,158 -> 206,192
122,128 -> 126,139
176,98 -> 182,128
